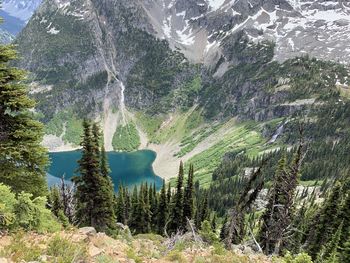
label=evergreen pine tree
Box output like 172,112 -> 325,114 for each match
200,194 -> 210,226
101,144 -> 111,178
124,187 -> 131,225
183,164 -> 195,223
167,182 -> 172,210
129,186 -> 141,233
211,213 -> 217,232
140,183 -> 152,233
0,44 -> 49,197
307,181 -> 343,258
157,179 -> 168,235
150,183 -> 158,231
74,121 -> 115,232
116,184 -> 126,224
220,215 -> 228,241
169,162 -> 184,233
49,186 -> 63,217
259,148 -> 304,255
340,234 -> 350,262
316,221 -> 343,263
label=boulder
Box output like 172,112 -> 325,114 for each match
88,245 -> 103,257
78,227 -> 97,236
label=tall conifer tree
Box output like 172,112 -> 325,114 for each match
157,179 -> 168,234
183,164 -> 195,229
74,121 -> 115,232
0,44 -> 48,197
169,162 -> 185,233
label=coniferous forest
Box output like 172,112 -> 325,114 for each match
1,2 -> 350,262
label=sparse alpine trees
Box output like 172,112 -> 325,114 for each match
259,136 -> 306,255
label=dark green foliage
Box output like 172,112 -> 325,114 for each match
199,220 -> 219,244
157,180 -> 168,235
341,236 -> 350,262
116,185 -> 126,224
49,186 -> 63,219
259,141 -> 305,255
306,182 -> 343,258
196,194 -> 210,230
316,222 -> 343,263
112,123 -> 141,152
113,163 -> 202,236
183,164 -> 195,223
0,44 -> 49,197
73,120 -> 116,232
169,162 -> 185,233
303,175 -> 350,261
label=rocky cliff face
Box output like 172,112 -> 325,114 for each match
16,0 -> 350,116
13,0 -> 350,170
142,0 -> 350,67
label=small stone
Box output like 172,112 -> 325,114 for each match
78,227 -> 97,236
89,245 -> 103,257
39,255 -> 50,262
243,246 -> 253,255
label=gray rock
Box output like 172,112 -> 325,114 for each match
78,227 -> 97,236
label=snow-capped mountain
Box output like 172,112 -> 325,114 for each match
2,0 -> 42,21
13,0 -> 350,157
144,0 -> 350,65
0,0 -> 42,42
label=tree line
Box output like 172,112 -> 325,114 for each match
49,120 -> 212,236
1,33 -> 349,262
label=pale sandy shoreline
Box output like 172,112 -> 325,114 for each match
44,134 -> 180,181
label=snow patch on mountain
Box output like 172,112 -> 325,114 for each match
2,0 -> 42,21
206,0 -> 226,11
143,0 -> 350,67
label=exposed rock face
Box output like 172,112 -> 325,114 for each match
13,0 -> 350,155
143,0 -> 350,66
15,0 -> 350,119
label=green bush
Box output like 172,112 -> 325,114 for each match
0,183 -> 60,232
282,252 -> 313,263
0,184 -> 16,229
47,235 -> 87,263
199,220 -> 219,245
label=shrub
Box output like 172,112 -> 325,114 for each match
126,248 -> 142,263
0,183 -> 60,232
199,220 -> 219,245
47,235 -> 87,263
1,232 -> 43,262
282,252 -> 313,263
57,210 -> 70,228
14,192 -> 61,232
167,250 -> 188,262
0,184 -> 16,229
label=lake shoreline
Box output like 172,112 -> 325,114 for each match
48,150 -> 163,191
45,141 -> 179,181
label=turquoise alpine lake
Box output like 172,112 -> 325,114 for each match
47,150 -> 163,191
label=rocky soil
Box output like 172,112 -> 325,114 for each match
0,227 -> 277,263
